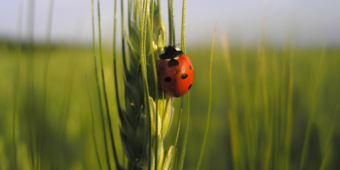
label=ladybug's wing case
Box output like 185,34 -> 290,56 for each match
174,55 -> 194,97
156,59 -> 177,97
156,55 -> 194,97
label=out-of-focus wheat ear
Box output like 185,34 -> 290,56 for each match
196,23 -> 217,170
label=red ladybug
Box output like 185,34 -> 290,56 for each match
156,45 -> 194,97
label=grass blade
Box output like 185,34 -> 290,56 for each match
147,0 -> 160,169
196,23 -> 217,170
12,1 -> 24,169
167,0 -> 172,45
299,47 -> 326,170
91,0 -> 111,169
38,0 -> 54,169
170,0 -> 175,45
178,1 -> 188,169
140,0 -> 152,169
85,76 -> 103,170
96,0 -> 120,169
178,93 -> 189,170
180,0 -> 186,53
319,105 -> 339,170
121,0 -> 128,73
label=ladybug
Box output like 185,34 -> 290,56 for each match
156,45 -> 194,97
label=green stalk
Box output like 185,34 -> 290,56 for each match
171,99 -> 183,169
38,0 -> 54,169
283,46 -> 294,170
319,105 -> 339,170
97,0 -> 120,169
91,0 -> 111,169
279,45 -> 288,170
86,76 -> 103,170
121,0 -> 128,73
222,35 -> 242,170
26,0 -> 36,168
240,46 -> 255,170
196,24 -> 217,170
178,93 -> 189,170
147,0 -> 159,169
180,0 -> 186,53
299,47 -> 326,170
167,0 -> 172,45
55,55 -> 76,170
114,0 -> 123,120
178,1 -> 188,169
170,0 -> 175,45
12,1 -> 24,169
140,0 -> 152,169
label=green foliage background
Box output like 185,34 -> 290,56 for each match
1,40 -> 340,170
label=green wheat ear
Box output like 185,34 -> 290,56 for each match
115,0 -> 176,169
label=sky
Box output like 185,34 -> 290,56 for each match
1,0 -> 340,47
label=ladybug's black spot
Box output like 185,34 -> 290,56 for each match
168,58 -> 179,67
161,66 -> 164,70
164,77 -> 172,82
188,84 -> 192,90
181,73 -> 188,79
189,65 -> 192,70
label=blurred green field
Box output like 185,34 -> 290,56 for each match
1,41 -> 340,170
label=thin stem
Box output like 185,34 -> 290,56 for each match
38,0 -> 54,169
140,0 -> 152,169
114,0 -> 123,118
178,1 -> 188,169
319,105 -> 339,170
196,23 -> 217,170
170,0 -> 175,45
148,0 -> 159,169
167,0 -> 172,45
299,47 -> 326,170
12,1 -> 24,169
178,93 -> 189,170
174,101 -> 183,148
91,0 -> 111,169
121,0 -> 128,73
97,0 -> 120,169
180,0 -> 186,53
86,76 -> 103,170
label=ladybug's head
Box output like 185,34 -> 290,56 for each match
159,45 -> 184,59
